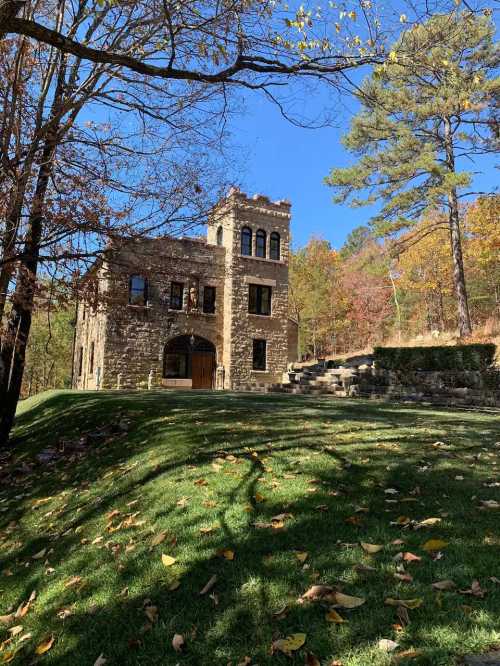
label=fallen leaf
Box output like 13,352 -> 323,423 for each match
219,549 -> 234,560
0,615 -> 14,626
305,652 -> 321,666
360,542 -> 383,554
392,649 -> 422,662
172,633 -> 185,653
415,517 -> 441,529
480,499 -> 500,510
402,552 -> 421,562
432,580 -> 456,591
150,532 -> 167,548
8,626 -> 22,637
144,605 -> 158,623
161,554 -> 176,567
295,552 -> 309,563
422,539 -> 448,552
32,548 -> 47,560
194,478 -> 208,486
459,580 -> 486,597
254,492 -> 265,503
325,609 -> 347,624
378,638 -> 399,652
64,576 -> 82,588
94,655 -> 107,666
385,598 -> 423,609
35,635 -> 55,655
272,633 -> 306,656
333,592 -> 366,609
200,575 -> 217,595
394,572 -> 413,583
299,585 -> 336,603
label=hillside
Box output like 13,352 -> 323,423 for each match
1,390 -> 499,665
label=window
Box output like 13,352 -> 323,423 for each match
241,226 -> 252,256
78,347 -> 83,377
89,341 -> 95,374
248,284 -> 272,316
170,282 -> 184,310
203,286 -> 216,314
216,226 -> 223,246
253,339 -> 267,371
129,275 -> 148,306
270,232 -> 281,260
255,229 -> 266,258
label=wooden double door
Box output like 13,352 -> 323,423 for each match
191,352 -> 215,389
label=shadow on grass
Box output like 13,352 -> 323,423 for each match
1,390 -> 499,665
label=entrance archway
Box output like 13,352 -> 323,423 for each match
163,335 -> 215,389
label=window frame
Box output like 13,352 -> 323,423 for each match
241,226 -> 252,256
270,232 -> 281,261
202,285 -> 216,314
89,341 -> 95,375
248,284 -> 272,316
255,229 -> 267,258
170,281 -> 184,310
216,226 -> 223,246
128,274 -> 148,306
252,339 -> 267,371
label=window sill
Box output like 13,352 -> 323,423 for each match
239,254 -> 285,264
127,303 -> 151,309
252,369 -> 270,373
248,313 -> 272,318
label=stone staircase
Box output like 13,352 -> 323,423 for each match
268,355 -> 374,396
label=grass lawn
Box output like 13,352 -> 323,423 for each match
1,390 -> 500,665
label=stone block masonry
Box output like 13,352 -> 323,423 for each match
73,189 -> 299,392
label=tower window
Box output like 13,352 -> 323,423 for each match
78,347 -> 83,377
89,341 -> 95,374
203,286 -> 216,314
270,232 -> 281,260
170,282 -> 184,310
253,339 -> 267,371
256,229 -> 266,258
241,227 -> 252,256
248,284 -> 271,316
216,226 -> 223,246
129,275 -> 148,306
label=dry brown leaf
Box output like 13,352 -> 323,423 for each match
94,655 -> 107,666
415,517 -> 441,529
378,638 -> 399,652
402,552 -> 421,562
64,576 -> 82,589
459,580 -> 486,597
305,652 -> 321,666
299,585 -> 336,603
385,597 -> 423,609
32,548 -> 47,560
8,626 -> 22,637
333,592 -> 366,609
421,539 -> 448,552
271,633 -> 306,656
200,575 -> 217,595
432,580 -> 456,591
218,549 -> 234,560
0,615 -> 14,626
394,572 -> 413,583
172,633 -> 185,653
35,634 -> 55,655
325,609 -> 347,624
144,605 -> 158,623
360,542 -> 383,554
295,551 -> 309,563
150,532 -> 167,548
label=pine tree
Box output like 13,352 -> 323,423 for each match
326,11 -> 499,337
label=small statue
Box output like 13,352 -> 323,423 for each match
188,284 -> 198,309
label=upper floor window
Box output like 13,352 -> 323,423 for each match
216,226 -> 223,246
129,275 -> 148,306
203,286 -> 216,314
241,226 -> 252,256
248,284 -> 271,316
170,281 -> 184,310
256,229 -> 266,258
270,232 -> 281,261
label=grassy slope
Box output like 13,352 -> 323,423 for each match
1,390 -> 499,665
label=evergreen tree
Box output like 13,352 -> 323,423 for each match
326,11 -> 499,337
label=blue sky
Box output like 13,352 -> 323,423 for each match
231,72 -> 499,252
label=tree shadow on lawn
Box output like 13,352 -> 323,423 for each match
1,391 -> 499,665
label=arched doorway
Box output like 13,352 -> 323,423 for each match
163,335 -> 215,389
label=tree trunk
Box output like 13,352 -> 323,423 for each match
443,116 -> 472,338
0,141 -> 56,447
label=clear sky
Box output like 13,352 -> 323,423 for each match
230,71 -> 499,252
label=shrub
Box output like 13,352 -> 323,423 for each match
373,344 -> 496,372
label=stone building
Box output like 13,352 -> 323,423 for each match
72,189 -> 298,391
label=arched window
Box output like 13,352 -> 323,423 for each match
129,275 -> 148,306
256,229 -> 266,258
270,232 -> 281,261
241,226 -> 252,256
216,226 -> 223,246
